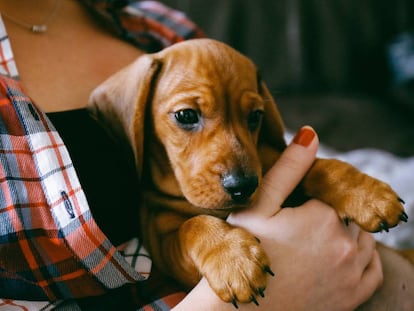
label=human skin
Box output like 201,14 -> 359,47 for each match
2,1 -> 411,309
173,127 -> 383,311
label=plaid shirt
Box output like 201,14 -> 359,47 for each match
0,1 -> 203,310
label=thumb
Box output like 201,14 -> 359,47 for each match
232,126 -> 319,220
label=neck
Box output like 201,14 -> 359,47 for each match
0,0 -> 141,112
0,0 -> 62,33
0,0 -> 60,15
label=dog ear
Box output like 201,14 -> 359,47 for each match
257,78 -> 287,172
88,55 -> 162,177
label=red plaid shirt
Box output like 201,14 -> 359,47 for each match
0,1 -> 203,309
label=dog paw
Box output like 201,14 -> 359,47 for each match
200,227 -> 273,307
334,174 -> 407,233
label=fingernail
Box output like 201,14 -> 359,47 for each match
293,127 -> 315,147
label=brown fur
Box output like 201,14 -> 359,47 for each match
88,38 -> 410,305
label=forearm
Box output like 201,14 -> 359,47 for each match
172,279 -> 230,311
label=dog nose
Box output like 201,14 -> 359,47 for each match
222,172 -> 259,203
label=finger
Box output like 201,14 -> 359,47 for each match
353,249 -> 383,307
356,231 -> 377,268
371,250 -> 384,290
345,222 -> 361,240
250,126 -> 319,218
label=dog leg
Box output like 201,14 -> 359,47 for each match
302,158 -> 406,233
160,214 -> 272,306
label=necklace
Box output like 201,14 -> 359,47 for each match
1,0 -> 62,34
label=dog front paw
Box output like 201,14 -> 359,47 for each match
305,159 -> 407,233
338,175 -> 406,233
200,227 -> 273,308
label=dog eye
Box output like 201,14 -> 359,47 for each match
248,110 -> 264,131
174,109 -> 200,128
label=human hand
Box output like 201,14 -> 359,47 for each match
229,201 -> 382,311
174,126 -> 383,311
228,126 -> 383,310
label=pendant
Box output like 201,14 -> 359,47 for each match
31,24 -> 48,33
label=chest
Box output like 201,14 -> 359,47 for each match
4,3 -> 142,112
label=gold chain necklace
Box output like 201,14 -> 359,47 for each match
1,0 -> 62,34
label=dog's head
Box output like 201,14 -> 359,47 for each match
89,39 -> 286,212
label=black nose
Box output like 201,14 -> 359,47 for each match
221,172 -> 259,203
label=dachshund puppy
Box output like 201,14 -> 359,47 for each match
88,38 -> 411,306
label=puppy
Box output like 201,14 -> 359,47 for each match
88,38 -> 412,306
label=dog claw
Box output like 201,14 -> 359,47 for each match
398,197 -> 406,204
257,288 -> 265,298
400,211 -> 409,223
344,217 -> 350,226
232,298 -> 239,309
250,295 -> 259,306
380,221 -> 389,232
264,266 -> 275,277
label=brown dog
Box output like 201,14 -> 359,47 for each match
88,38 -> 412,306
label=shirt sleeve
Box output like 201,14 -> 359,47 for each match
0,76 -> 189,311
83,0 -> 205,52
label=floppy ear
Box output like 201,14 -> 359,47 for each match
88,55 -> 162,177
257,79 -> 287,172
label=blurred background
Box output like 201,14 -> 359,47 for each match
163,0 -> 414,156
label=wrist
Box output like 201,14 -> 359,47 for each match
173,278 -> 234,311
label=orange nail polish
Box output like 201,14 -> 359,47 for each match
293,127 -> 315,147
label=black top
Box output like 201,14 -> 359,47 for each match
47,109 -> 141,245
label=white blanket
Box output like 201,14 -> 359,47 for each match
286,131 -> 414,249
